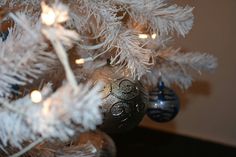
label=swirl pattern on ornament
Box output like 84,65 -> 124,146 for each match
111,79 -> 139,100
110,102 -> 131,122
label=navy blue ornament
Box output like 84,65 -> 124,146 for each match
147,82 -> 180,122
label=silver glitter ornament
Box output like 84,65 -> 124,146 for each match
147,82 -> 180,122
91,66 -> 147,133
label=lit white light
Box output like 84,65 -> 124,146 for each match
30,90 -> 42,103
151,33 -> 157,39
139,34 -> 149,39
41,10 -> 56,26
40,1 -> 69,26
41,2 -> 56,26
75,58 -> 85,65
75,57 -> 93,65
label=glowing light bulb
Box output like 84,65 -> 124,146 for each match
41,11 -> 56,26
151,33 -> 157,39
40,1 -> 69,26
30,90 -> 42,103
75,57 -> 93,65
75,58 -> 85,65
138,34 -> 148,39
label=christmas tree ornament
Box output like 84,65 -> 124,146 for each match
0,1 -> 218,157
90,66 -> 147,133
76,130 -> 117,157
147,81 -> 180,122
9,131 -> 116,157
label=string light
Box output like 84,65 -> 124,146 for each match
75,57 -> 93,65
41,2 -> 56,26
138,33 -> 158,39
75,58 -> 85,65
40,1 -> 69,26
151,33 -> 157,39
30,90 -> 42,103
138,34 -> 148,39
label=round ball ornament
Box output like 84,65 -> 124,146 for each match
76,130 -> 116,157
91,66 -> 147,133
147,81 -> 180,122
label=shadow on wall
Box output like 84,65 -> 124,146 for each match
174,80 -> 212,111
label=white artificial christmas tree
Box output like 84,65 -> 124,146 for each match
0,0 -> 217,156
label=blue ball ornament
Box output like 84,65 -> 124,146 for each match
147,82 -> 180,122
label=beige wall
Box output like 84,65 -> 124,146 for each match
141,0 -> 236,147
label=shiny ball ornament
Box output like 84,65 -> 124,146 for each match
91,66 -> 147,133
147,82 -> 180,122
22,130 -> 116,157
76,130 -> 116,157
